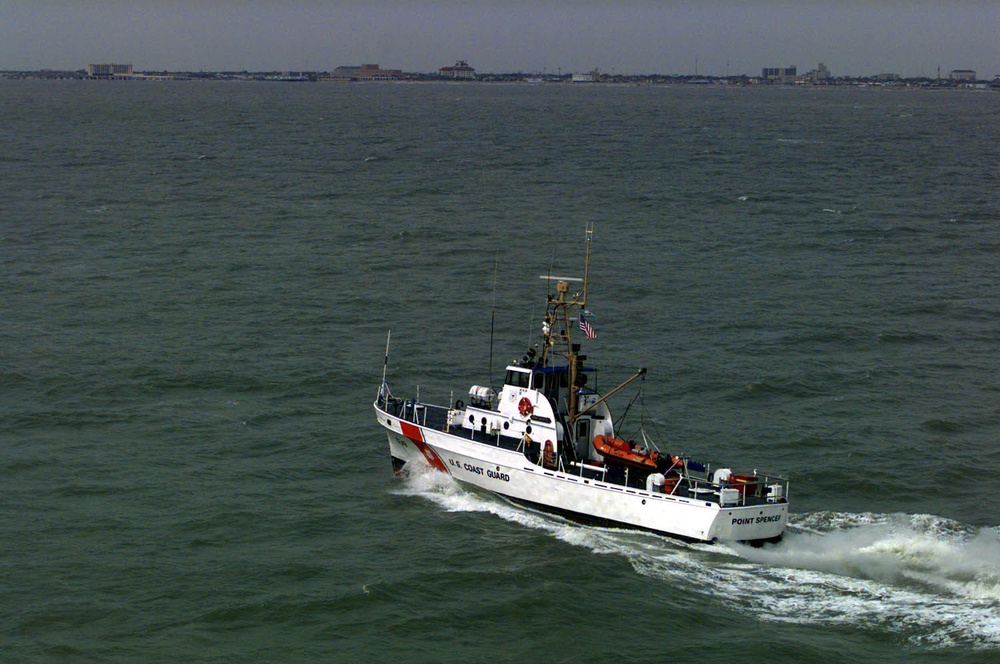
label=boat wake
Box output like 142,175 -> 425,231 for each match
394,461 -> 1000,650
715,513 -> 1000,649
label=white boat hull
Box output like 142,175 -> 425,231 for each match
379,406 -> 787,544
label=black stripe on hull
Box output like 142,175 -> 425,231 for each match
387,458 -> 781,547
499,493 -> 709,545
500,493 -> 782,547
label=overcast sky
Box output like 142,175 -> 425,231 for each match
2,1 -> 997,77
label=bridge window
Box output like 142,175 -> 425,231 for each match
505,370 -> 531,388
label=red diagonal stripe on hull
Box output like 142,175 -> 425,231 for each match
400,421 -> 449,473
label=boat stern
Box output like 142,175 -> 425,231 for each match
709,501 -> 788,544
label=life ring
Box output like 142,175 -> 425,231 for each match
518,397 -> 534,417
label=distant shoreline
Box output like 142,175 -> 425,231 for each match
2,71 -> 997,91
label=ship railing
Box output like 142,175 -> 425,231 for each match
375,385 -> 452,430
402,400 -> 450,429
680,473 -> 790,507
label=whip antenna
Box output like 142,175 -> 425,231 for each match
488,248 -> 499,390
382,329 -> 391,383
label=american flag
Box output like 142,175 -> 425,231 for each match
579,316 -> 597,339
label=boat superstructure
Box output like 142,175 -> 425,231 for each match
374,227 -> 788,544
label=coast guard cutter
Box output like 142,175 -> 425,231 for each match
374,227 -> 788,544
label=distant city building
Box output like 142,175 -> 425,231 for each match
761,66 -> 796,83
874,72 -> 900,82
948,69 -> 976,81
333,65 -> 360,80
814,63 -> 831,81
439,60 -> 476,79
332,64 -> 402,81
86,63 -> 133,79
572,73 -> 594,83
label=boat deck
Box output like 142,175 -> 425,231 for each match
377,392 -> 789,508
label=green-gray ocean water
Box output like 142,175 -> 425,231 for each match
2,80 -> 999,662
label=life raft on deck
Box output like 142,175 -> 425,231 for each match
592,435 -> 662,471
729,473 -> 759,495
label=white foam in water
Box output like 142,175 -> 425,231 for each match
715,514 -> 1000,648
394,464 -> 1000,649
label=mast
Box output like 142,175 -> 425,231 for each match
536,225 -> 642,426
581,223 -> 593,306
538,226 -> 593,423
570,224 -> 594,422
